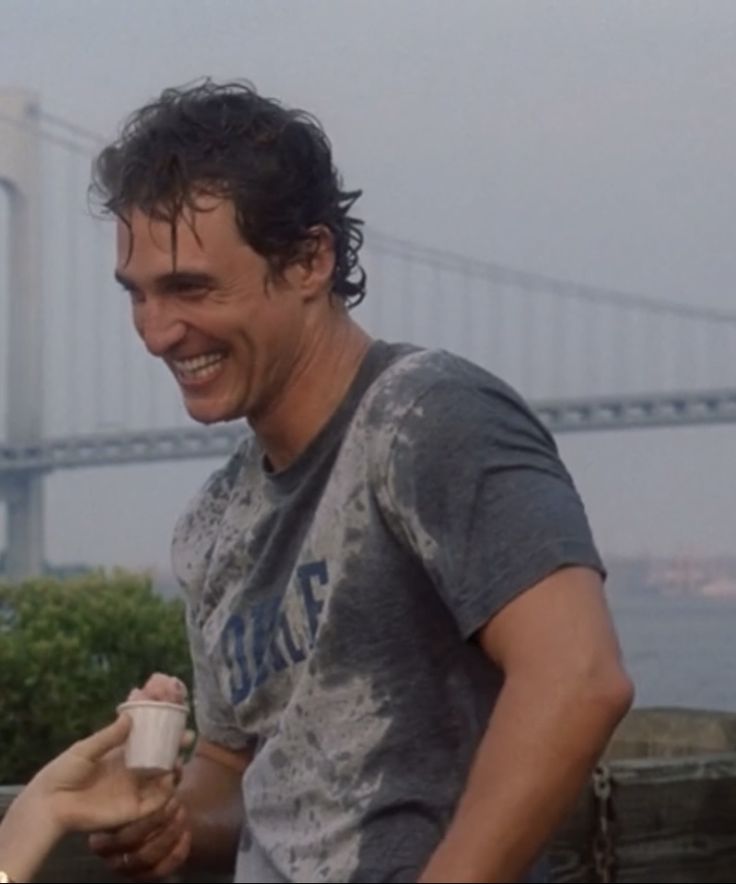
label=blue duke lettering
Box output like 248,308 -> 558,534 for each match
222,559 -> 329,703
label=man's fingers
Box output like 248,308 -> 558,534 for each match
107,806 -> 190,881
138,775 -> 176,816
128,805 -> 188,870
148,828 -> 193,880
89,798 -> 178,855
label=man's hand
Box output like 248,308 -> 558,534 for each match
89,736 -> 251,879
88,795 -> 192,880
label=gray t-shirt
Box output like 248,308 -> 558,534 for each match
172,341 -> 603,884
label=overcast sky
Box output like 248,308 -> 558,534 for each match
1,0 -> 735,573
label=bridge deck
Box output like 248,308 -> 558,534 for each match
1,389 -> 735,477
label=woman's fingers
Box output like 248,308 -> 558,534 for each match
89,798 -> 177,856
73,714 -> 131,761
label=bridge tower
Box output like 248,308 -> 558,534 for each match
0,90 -> 45,579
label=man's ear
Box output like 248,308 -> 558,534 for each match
293,226 -> 336,299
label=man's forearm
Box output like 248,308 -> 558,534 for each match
419,668 -> 633,883
179,750 -> 246,870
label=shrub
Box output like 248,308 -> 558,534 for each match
0,571 -> 191,784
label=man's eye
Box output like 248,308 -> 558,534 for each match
176,284 -> 208,297
121,285 -> 143,304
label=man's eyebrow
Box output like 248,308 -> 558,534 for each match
157,270 -> 217,290
114,270 -> 136,290
114,270 -> 217,290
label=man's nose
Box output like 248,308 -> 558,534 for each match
135,297 -> 187,357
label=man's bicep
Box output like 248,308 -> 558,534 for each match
477,566 -> 623,675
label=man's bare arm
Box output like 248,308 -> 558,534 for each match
182,738 -> 251,869
419,567 -> 634,883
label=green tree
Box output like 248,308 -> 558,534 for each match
0,571 -> 191,784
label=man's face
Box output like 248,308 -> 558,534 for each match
115,197 -> 310,425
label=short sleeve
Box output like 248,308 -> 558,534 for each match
186,603 -> 252,751
172,441 -> 253,751
374,367 -> 605,638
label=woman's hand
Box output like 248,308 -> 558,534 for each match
30,714 -> 176,833
0,714 -> 176,882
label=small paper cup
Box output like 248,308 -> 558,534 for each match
117,700 -> 188,774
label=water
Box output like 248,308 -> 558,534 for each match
609,592 -> 736,712
156,571 -> 735,711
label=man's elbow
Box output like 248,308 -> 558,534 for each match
583,660 -> 635,735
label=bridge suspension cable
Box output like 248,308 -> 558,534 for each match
5,107 -> 735,329
37,110 -> 107,146
365,228 -> 736,325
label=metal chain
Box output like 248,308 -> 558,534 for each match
591,762 -> 616,883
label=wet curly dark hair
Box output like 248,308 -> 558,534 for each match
91,79 -> 366,306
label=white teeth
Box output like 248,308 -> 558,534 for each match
175,353 -> 223,371
174,353 -> 225,380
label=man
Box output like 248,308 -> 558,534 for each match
88,80 -> 633,883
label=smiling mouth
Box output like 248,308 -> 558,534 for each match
172,352 -> 226,383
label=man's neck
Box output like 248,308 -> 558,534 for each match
251,317 -> 373,472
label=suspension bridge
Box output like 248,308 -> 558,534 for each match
2,90 -> 735,580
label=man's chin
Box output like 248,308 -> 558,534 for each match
184,403 -> 242,426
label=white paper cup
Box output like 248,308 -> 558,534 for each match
117,700 -> 188,774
